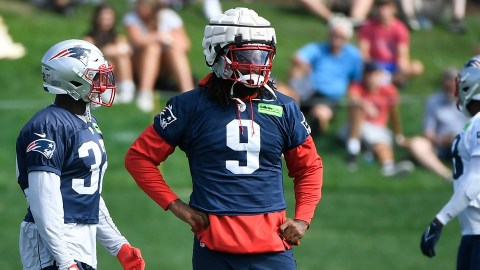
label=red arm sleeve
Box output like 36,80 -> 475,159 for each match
284,135 -> 323,225
125,125 -> 179,210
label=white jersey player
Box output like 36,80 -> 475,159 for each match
15,39 -> 144,270
421,55 -> 480,269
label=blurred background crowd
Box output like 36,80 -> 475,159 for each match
1,0 -> 478,181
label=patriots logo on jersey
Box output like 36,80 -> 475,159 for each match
26,138 -> 56,159
300,112 -> 311,134
159,104 -> 177,129
48,47 -> 91,66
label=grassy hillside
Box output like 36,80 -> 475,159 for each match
1,0 -> 480,269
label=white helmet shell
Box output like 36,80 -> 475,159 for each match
457,55 -> 480,117
41,39 -> 115,106
202,7 -> 276,80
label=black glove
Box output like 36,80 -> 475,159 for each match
420,219 -> 443,258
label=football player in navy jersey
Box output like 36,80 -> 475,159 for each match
125,7 -> 323,270
420,55 -> 480,269
16,39 -> 144,270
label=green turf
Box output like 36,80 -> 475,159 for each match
1,0 -> 478,269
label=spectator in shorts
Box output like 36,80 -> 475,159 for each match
345,62 -> 414,176
84,4 -> 136,104
358,0 -> 424,88
399,0 -> 467,33
296,0 -> 375,26
288,15 -> 363,134
124,0 -> 194,113
163,0 -> 222,21
403,67 -> 467,181
398,0 -> 432,31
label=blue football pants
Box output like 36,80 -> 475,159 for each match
41,260 -> 94,270
457,235 -> 480,270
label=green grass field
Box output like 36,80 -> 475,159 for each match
1,0 -> 480,269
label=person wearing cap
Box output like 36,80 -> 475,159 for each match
358,0 -> 423,88
403,67 -> 467,181
345,62 -> 414,177
288,15 -> 363,134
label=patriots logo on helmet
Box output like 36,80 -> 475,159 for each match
26,138 -> 56,159
159,104 -> 177,129
48,46 -> 91,66
464,58 -> 480,68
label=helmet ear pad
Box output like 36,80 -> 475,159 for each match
211,53 -> 234,80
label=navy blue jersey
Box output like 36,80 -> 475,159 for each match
153,88 -> 310,215
16,105 -> 107,224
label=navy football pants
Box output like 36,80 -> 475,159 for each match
192,237 -> 297,270
41,260 -> 94,270
457,235 -> 480,270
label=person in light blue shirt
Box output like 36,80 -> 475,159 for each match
288,16 -> 363,134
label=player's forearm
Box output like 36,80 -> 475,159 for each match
285,136 -> 323,223
126,147 -> 178,209
96,197 -> 128,256
125,125 -> 179,210
436,194 -> 469,225
293,166 -> 323,223
436,156 -> 480,225
27,171 -> 75,267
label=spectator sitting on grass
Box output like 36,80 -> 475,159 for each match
84,4 -> 136,104
123,0 -> 194,113
296,0 -> 374,27
358,0 -> 424,88
288,15 -> 363,135
402,67 -> 466,181
344,62 -> 414,177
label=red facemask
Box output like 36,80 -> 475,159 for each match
224,44 -> 275,87
85,64 -> 116,107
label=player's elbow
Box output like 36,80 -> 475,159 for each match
124,147 -> 140,176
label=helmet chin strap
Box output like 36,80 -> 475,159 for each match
85,103 -> 92,123
237,73 -> 266,88
262,82 -> 276,101
230,81 -> 247,112
230,73 -> 277,105
235,72 -> 277,100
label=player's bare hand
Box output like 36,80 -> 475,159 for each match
279,218 -> 309,245
167,199 -> 209,233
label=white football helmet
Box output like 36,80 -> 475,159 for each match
456,55 -> 480,117
41,39 -> 116,107
202,7 -> 276,88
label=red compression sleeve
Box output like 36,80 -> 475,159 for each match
284,135 -> 323,224
125,125 -> 178,210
